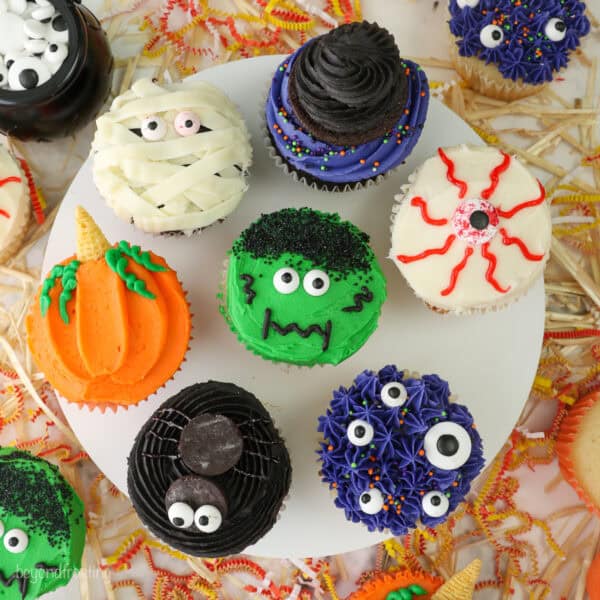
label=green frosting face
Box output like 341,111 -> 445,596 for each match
224,208 -> 386,366
0,448 -> 86,600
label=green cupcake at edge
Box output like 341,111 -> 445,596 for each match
0,447 -> 86,600
222,208 -> 387,366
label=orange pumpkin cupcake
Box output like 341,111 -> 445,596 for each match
26,206 -> 191,411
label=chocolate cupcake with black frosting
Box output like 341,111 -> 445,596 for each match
265,21 -> 429,192
127,382 -> 291,557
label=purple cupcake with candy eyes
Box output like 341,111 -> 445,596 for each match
448,0 -> 591,100
317,366 -> 484,534
265,21 -> 429,192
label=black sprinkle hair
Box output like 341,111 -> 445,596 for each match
0,449 -> 75,548
233,208 -> 374,275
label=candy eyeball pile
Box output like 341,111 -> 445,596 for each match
0,0 -> 69,91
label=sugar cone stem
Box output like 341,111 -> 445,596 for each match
76,206 -> 111,262
431,559 -> 481,600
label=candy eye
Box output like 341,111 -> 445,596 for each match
422,491 -> 450,518
194,505 -> 222,533
451,198 -> 499,246
545,18 -> 567,42
174,111 -> 202,136
43,43 -> 68,69
424,422 -> 472,470
359,489 -> 384,514
3,529 -> 28,553
456,0 -> 479,7
347,419 -> 374,446
141,116 -> 167,141
480,24 -> 504,48
303,270 -> 330,296
273,267 -> 299,294
7,57 -> 51,90
380,382 -> 407,407
167,502 -> 194,529
47,13 -> 68,43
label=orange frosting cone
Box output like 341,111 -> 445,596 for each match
26,206 -> 191,410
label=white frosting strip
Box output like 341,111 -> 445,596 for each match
92,78 -> 252,233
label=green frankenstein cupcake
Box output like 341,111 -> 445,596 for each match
222,208 -> 386,366
0,447 -> 86,600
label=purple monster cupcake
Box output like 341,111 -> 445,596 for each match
448,0 -> 591,100
265,22 -> 429,192
317,366 -> 484,534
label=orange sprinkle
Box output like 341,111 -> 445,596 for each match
452,482 -> 458,487
418,449 -> 425,456
383,504 -> 389,511
327,445 -> 333,451
359,159 -> 366,164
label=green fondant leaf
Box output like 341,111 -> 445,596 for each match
105,247 -> 157,300
40,261 -> 79,323
117,240 -> 167,272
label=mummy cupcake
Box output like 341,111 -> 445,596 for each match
317,366 -> 484,535
127,382 -> 291,557
265,21 -> 429,191
26,207 -> 191,410
390,145 -> 551,314
93,78 -> 252,235
0,447 -> 86,600
448,0 -> 591,101
222,208 -> 387,366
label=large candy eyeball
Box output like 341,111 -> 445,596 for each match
167,502 -> 194,529
140,115 -> 167,141
3,528 -> 28,553
359,489 -> 384,514
380,382 -> 407,407
303,270 -> 330,296
44,42 -> 68,65
421,490 -> 450,518
174,111 -> 202,136
423,422 -> 472,470
8,56 -> 51,90
480,24 -> 504,48
456,0 -> 479,7
194,505 -> 222,533
0,64 -> 8,88
347,419 -> 374,446
545,18 -> 567,42
273,267 -> 300,294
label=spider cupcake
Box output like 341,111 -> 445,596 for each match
127,382 -> 291,557
317,366 -> 484,535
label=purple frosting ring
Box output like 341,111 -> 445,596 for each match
448,0 -> 591,85
265,48 -> 429,185
317,366 -> 484,535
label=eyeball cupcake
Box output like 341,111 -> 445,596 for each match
448,0 -> 591,101
93,78 -> 252,234
127,381 -> 291,557
317,366 -> 484,535
390,144 -> 551,314
221,208 -> 387,366
26,206 -> 191,411
0,447 -> 86,600
265,21 -> 429,192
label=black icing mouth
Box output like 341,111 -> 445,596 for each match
262,308 -> 332,351
0,568 -> 29,600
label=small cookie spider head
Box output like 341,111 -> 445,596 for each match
448,0 -> 590,84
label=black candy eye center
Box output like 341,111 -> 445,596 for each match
354,425 -> 366,438
387,386 -> 401,399
185,119 -> 193,128
172,517 -> 184,527
49,44 -> 58,52
430,495 -> 442,507
469,210 -> 489,230
361,493 -> 371,503
148,121 -> 158,131
7,537 -> 18,547
281,272 -> 292,283
555,20 -> 566,32
19,69 -> 39,89
492,29 -> 502,41
6,60 -> 14,69
312,278 -> 324,289
437,434 -> 459,456
52,14 -> 66,31
198,515 -> 209,526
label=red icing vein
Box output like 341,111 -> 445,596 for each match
0,209 -> 10,218
496,180 -> 545,219
440,246 -> 473,296
481,243 -> 510,293
397,234 -> 456,264
481,151 -> 511,200
411,197 -> 448,226
438,148 -> 468,198
0,176 -> 21,187
500,228 -> 544,261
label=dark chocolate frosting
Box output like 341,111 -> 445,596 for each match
288,21 -> 408,145
127,382 -> 291,557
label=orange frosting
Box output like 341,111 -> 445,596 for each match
347,569 -> 443,600
587,553 -> 600,600
26,249 -> 190,410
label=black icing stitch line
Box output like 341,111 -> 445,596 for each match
342,286 -> 374,313
0,569 -> 29,600
240,274 -> 256,305
262,308 -> 332,351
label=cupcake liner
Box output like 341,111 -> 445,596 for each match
556,391 -> 600,517
347,568 -> 444,600
388,155 -> 550,316
260,81 -> 394,194
449,40 -> 546,102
